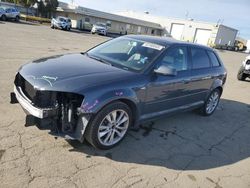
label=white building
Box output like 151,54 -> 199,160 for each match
56,2 -> 163,36
118,11 -> 238,47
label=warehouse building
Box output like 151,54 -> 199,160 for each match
118,11 -> 238,47
56,2 -> 163,36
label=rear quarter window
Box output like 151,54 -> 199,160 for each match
191,48 -> 211,69
207,51 -> 221,67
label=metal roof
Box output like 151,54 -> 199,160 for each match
57,2 -> 163,30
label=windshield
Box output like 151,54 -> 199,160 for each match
95,23 -> 106,27
58,17 -> 66,22
87,37 -> 165,72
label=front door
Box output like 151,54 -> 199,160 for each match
143,46 -> 192,116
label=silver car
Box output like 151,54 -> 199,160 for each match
51,16 -> 72,31
237,55 -> 250,81
0,7 -> 20,21
91,23 -> 108,36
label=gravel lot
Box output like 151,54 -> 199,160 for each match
0,21 -> 250,188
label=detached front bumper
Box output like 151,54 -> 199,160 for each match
12,85 -> 58,119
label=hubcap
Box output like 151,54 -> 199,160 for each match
97,109 -> 129,146
206,91 -> 219,114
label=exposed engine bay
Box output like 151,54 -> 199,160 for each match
11,73 -> 90,141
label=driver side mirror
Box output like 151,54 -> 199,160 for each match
154,64 -> 177,76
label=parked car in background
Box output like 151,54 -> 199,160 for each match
51,16 -> 71,31
237,55 -> 250,81
11,35 -> 227,149
0,7 -> 4,19
0,7 -> 20,22
91,22 -> 108,36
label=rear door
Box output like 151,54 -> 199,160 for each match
188,47 -> 214,102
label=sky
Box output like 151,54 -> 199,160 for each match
61,0 -> 250,39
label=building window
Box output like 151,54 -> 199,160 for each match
85,17 -> 90,22
126,24 -> 130,31
106,21 -> 112,27
137,26 -> 141,33
151,29 -> 155,35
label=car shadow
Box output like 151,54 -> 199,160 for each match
16,20 -> 40,26
67,99 -> 250,170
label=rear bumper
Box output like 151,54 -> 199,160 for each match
13,85 -> 58,119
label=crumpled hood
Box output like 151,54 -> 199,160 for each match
19,53 -> 135,92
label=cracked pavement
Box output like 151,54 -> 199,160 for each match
0,21 -> 250,188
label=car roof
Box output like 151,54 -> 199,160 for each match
125,35 -> 213,50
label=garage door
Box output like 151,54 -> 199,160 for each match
194,29 -> 212,45
170,24 -> 184,40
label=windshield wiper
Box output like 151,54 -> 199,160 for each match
85,52 -> 112,66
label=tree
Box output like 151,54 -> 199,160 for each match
37,0 -> 58,18
20,0 -> 36,15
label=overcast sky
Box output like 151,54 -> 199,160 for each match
62,0 -> 250,39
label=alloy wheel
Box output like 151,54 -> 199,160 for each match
97,109 -> 129,146
206,91 -> 219,114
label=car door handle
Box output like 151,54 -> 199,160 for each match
181,79 -> 191,84
202,75 -> 212,80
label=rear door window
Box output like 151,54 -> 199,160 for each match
191,48 -> 211,69
207,51 -> 221,67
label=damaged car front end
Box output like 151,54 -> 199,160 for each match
10,49 -> 140,148
11,72 -> 90,142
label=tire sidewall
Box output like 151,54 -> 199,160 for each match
15,16 -> 19,22
237,66 -> 246,81
2,15 -> 7,21
85,101 -> 132,149
203,89 -> 221,116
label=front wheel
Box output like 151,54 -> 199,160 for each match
85,101 -> 132,149
1,14 -> 7,21
237,66 -> 247,81
200,89 -> 221,116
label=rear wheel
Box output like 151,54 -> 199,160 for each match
15,16 -> 20,22
237,66 -> 247,81
200,89 -> 221,116
85,101 -> 132,149
1,14 -> 7,21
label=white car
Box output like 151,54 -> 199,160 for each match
51,16 -> 71,31
91,23 -> 108,36
237,55 -> 250,81
0,7 -> 20,21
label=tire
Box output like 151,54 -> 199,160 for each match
237,66 -> 247,81
85,101 -> 132,149
1,14 -> 7,21
15,16 -> 20,22
235,46 -> 239,51
200,88 -> 221,116
51,24 -> 54,29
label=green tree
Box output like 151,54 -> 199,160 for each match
37,0 -> 58,18
20,0 -> 36,15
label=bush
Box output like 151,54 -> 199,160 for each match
20,14 -> 51,23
